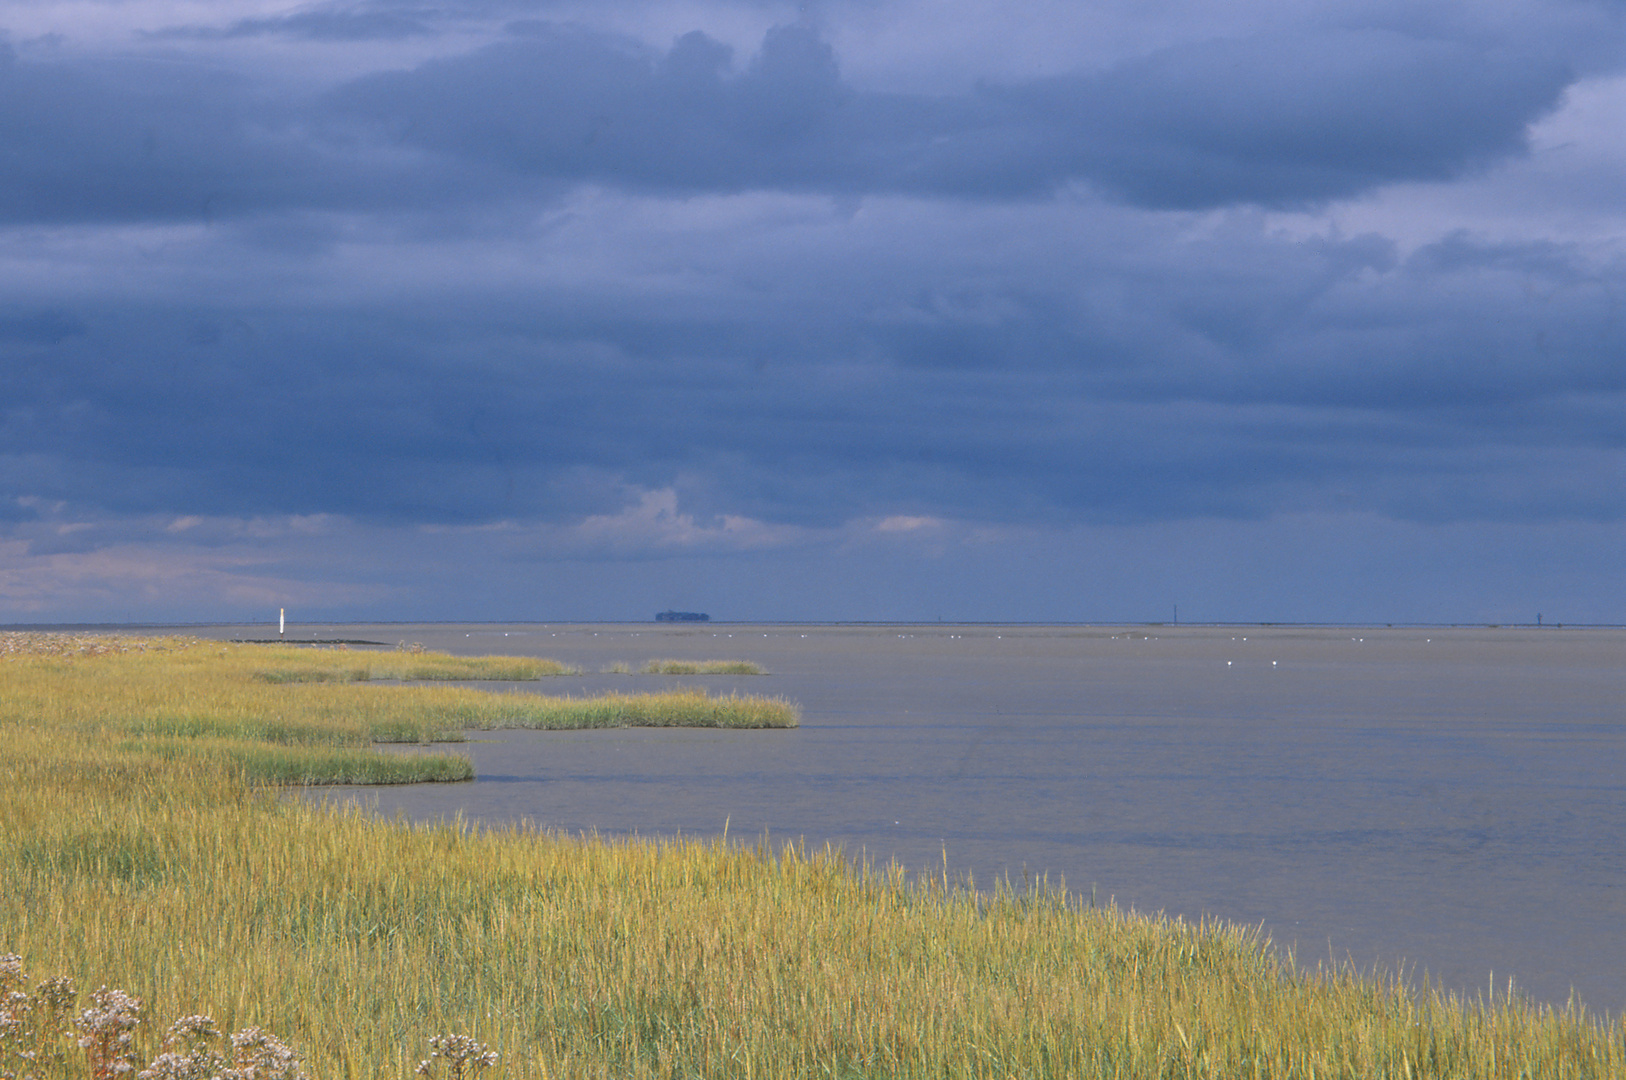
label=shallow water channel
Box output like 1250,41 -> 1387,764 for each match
215,621 -> 1625,1013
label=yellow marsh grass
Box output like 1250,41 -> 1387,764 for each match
0,635 -> 796,786
640,660 -> 766,675
252,652 -> 579,683
4,634 -> 1624,1080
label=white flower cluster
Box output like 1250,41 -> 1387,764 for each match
1,956 -> 78,1080
414,1034 -> 498,1080
74,988 -> 143,1080
220,1028 -> 306,1080
0,956 -> 29,1075
138,1016 -> 223,1080
0,959 -> 304,1080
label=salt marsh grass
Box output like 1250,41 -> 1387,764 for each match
640,660 -> 766,675
1,954 -> 315,1080
0,635 -> 794,787
410,688 -> 798,732
6,786 -> 1622,1080
3,632 -> 1623,1079
249,651 -> 578,683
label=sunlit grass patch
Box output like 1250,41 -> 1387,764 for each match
445,687 -> 796,730
121,736 -> 476,785
5,792 -> 1623,1080
0,634 -> 793,786
350,686 -> 799,740
250,650 -> 578,682
640,659 -> 767,675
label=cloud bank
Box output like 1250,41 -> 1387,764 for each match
1,0 -> 1622,621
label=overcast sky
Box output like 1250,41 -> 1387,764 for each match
1,0 -> 1622,624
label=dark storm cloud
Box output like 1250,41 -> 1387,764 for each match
0,44 -> 500,224
1007,32 -> 1574,208
0,310 -> 85,344
322,25 -> 872,192
151,10 -> 435,41
0,11 -> 1599,225
3,217 -> 1620,536
323,22 -> 1578,208
0,51 -> 313,223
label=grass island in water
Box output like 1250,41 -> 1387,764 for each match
638,659 -> 766,675
3,632 -> 1624,1079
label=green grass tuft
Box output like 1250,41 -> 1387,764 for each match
639,659 -> 767,675
251,651 -> 578,683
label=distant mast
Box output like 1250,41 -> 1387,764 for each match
279,608 -> 285,638
655,611 -> 710,622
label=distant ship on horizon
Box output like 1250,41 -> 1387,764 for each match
655,610 -> 710,622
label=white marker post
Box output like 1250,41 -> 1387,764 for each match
280,608 -> 285,639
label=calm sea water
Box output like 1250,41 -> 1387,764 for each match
192,622 -> 1623,1012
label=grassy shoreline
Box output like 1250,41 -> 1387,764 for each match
0,634 -> 796,786
4,633 -> 1623,1079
